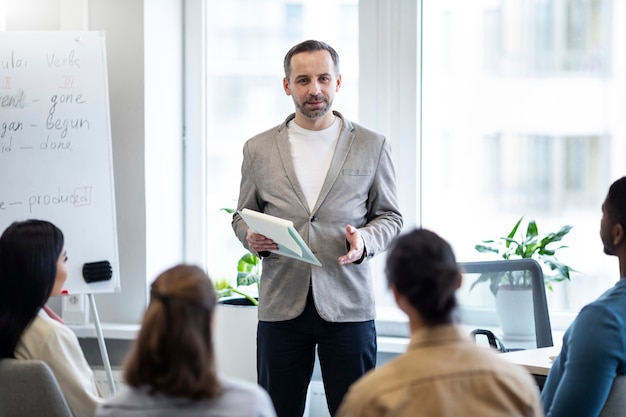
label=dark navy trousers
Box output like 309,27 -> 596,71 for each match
257,290 -> 376,417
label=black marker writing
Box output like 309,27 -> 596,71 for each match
1,121 -> 22,138
0,90 -> 25,109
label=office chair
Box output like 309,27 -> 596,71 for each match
0,358 -> 74,417
599,375 -> 626,417
458,259 -> 553,349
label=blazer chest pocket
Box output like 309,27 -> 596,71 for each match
342,168 -> 373,176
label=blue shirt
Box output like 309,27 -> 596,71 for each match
542,278 -> 626,417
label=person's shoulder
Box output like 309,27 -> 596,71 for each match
468,344 -> 538,382
339,114 -> 385,140
575,283 -> 626,324
19,311 -> 68,345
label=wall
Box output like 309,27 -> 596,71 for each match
3,0 -> 184,331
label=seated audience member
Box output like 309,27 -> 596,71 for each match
0,219 -> 103,417
542,176 -> 626,417
337,228 -> 543,417
96,264 -> 276,417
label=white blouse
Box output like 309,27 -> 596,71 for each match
15,309 -> 103,417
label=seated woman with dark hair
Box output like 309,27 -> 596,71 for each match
337,228 -> 543,417
96,264 -> 276,417
0,219 -> 103,417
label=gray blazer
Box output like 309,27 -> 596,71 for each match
233,111 -> 403,322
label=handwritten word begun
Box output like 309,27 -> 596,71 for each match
45,117 -> 90,139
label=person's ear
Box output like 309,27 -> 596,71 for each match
391,283 -> 408,312
391,283 -> 399,302
335,74 -> 342,92
614,223 -> 625,246
455,271 -> 463,290
283,77 -> 291,96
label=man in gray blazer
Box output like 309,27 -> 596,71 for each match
232,39 -> 403,417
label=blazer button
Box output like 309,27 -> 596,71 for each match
310,216 -> 316,222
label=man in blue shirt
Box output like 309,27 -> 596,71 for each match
542,176 -> 626,417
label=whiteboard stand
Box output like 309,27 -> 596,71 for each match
88,294 -> 117,395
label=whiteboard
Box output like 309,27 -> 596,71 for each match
0,31 -> 120,295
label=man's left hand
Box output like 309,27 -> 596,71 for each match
338,225 -> 365,265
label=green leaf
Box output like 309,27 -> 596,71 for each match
475,243 -> 500,254
507,216 -> 524,242
237,252 -> 259,271
237,271 -> 260,287
228,287 -> 259,306
236,252 -> 261,287
526,219 -> 539,239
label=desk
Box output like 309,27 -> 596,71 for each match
501,345 -> 561,390
501,345 -> 560,376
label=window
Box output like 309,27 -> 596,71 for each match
185,0 -> 625,331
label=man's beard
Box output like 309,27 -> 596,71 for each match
295,95 -> 333,119
601,232 -> 616,256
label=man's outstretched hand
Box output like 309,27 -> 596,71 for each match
338,225 -> 364,265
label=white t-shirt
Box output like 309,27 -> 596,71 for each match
288,117 -> 341,211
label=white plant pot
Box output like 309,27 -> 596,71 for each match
214,300 -> 258,384
495,287 -> 535,342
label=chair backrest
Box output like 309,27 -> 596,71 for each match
0,358 -> 74,417
599,375 -> 626,417
457,259 -> 553,349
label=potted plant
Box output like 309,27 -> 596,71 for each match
471,216 -> 574,295
470,216 -> 575,342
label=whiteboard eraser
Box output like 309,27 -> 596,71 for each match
82,260 -> 112,283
